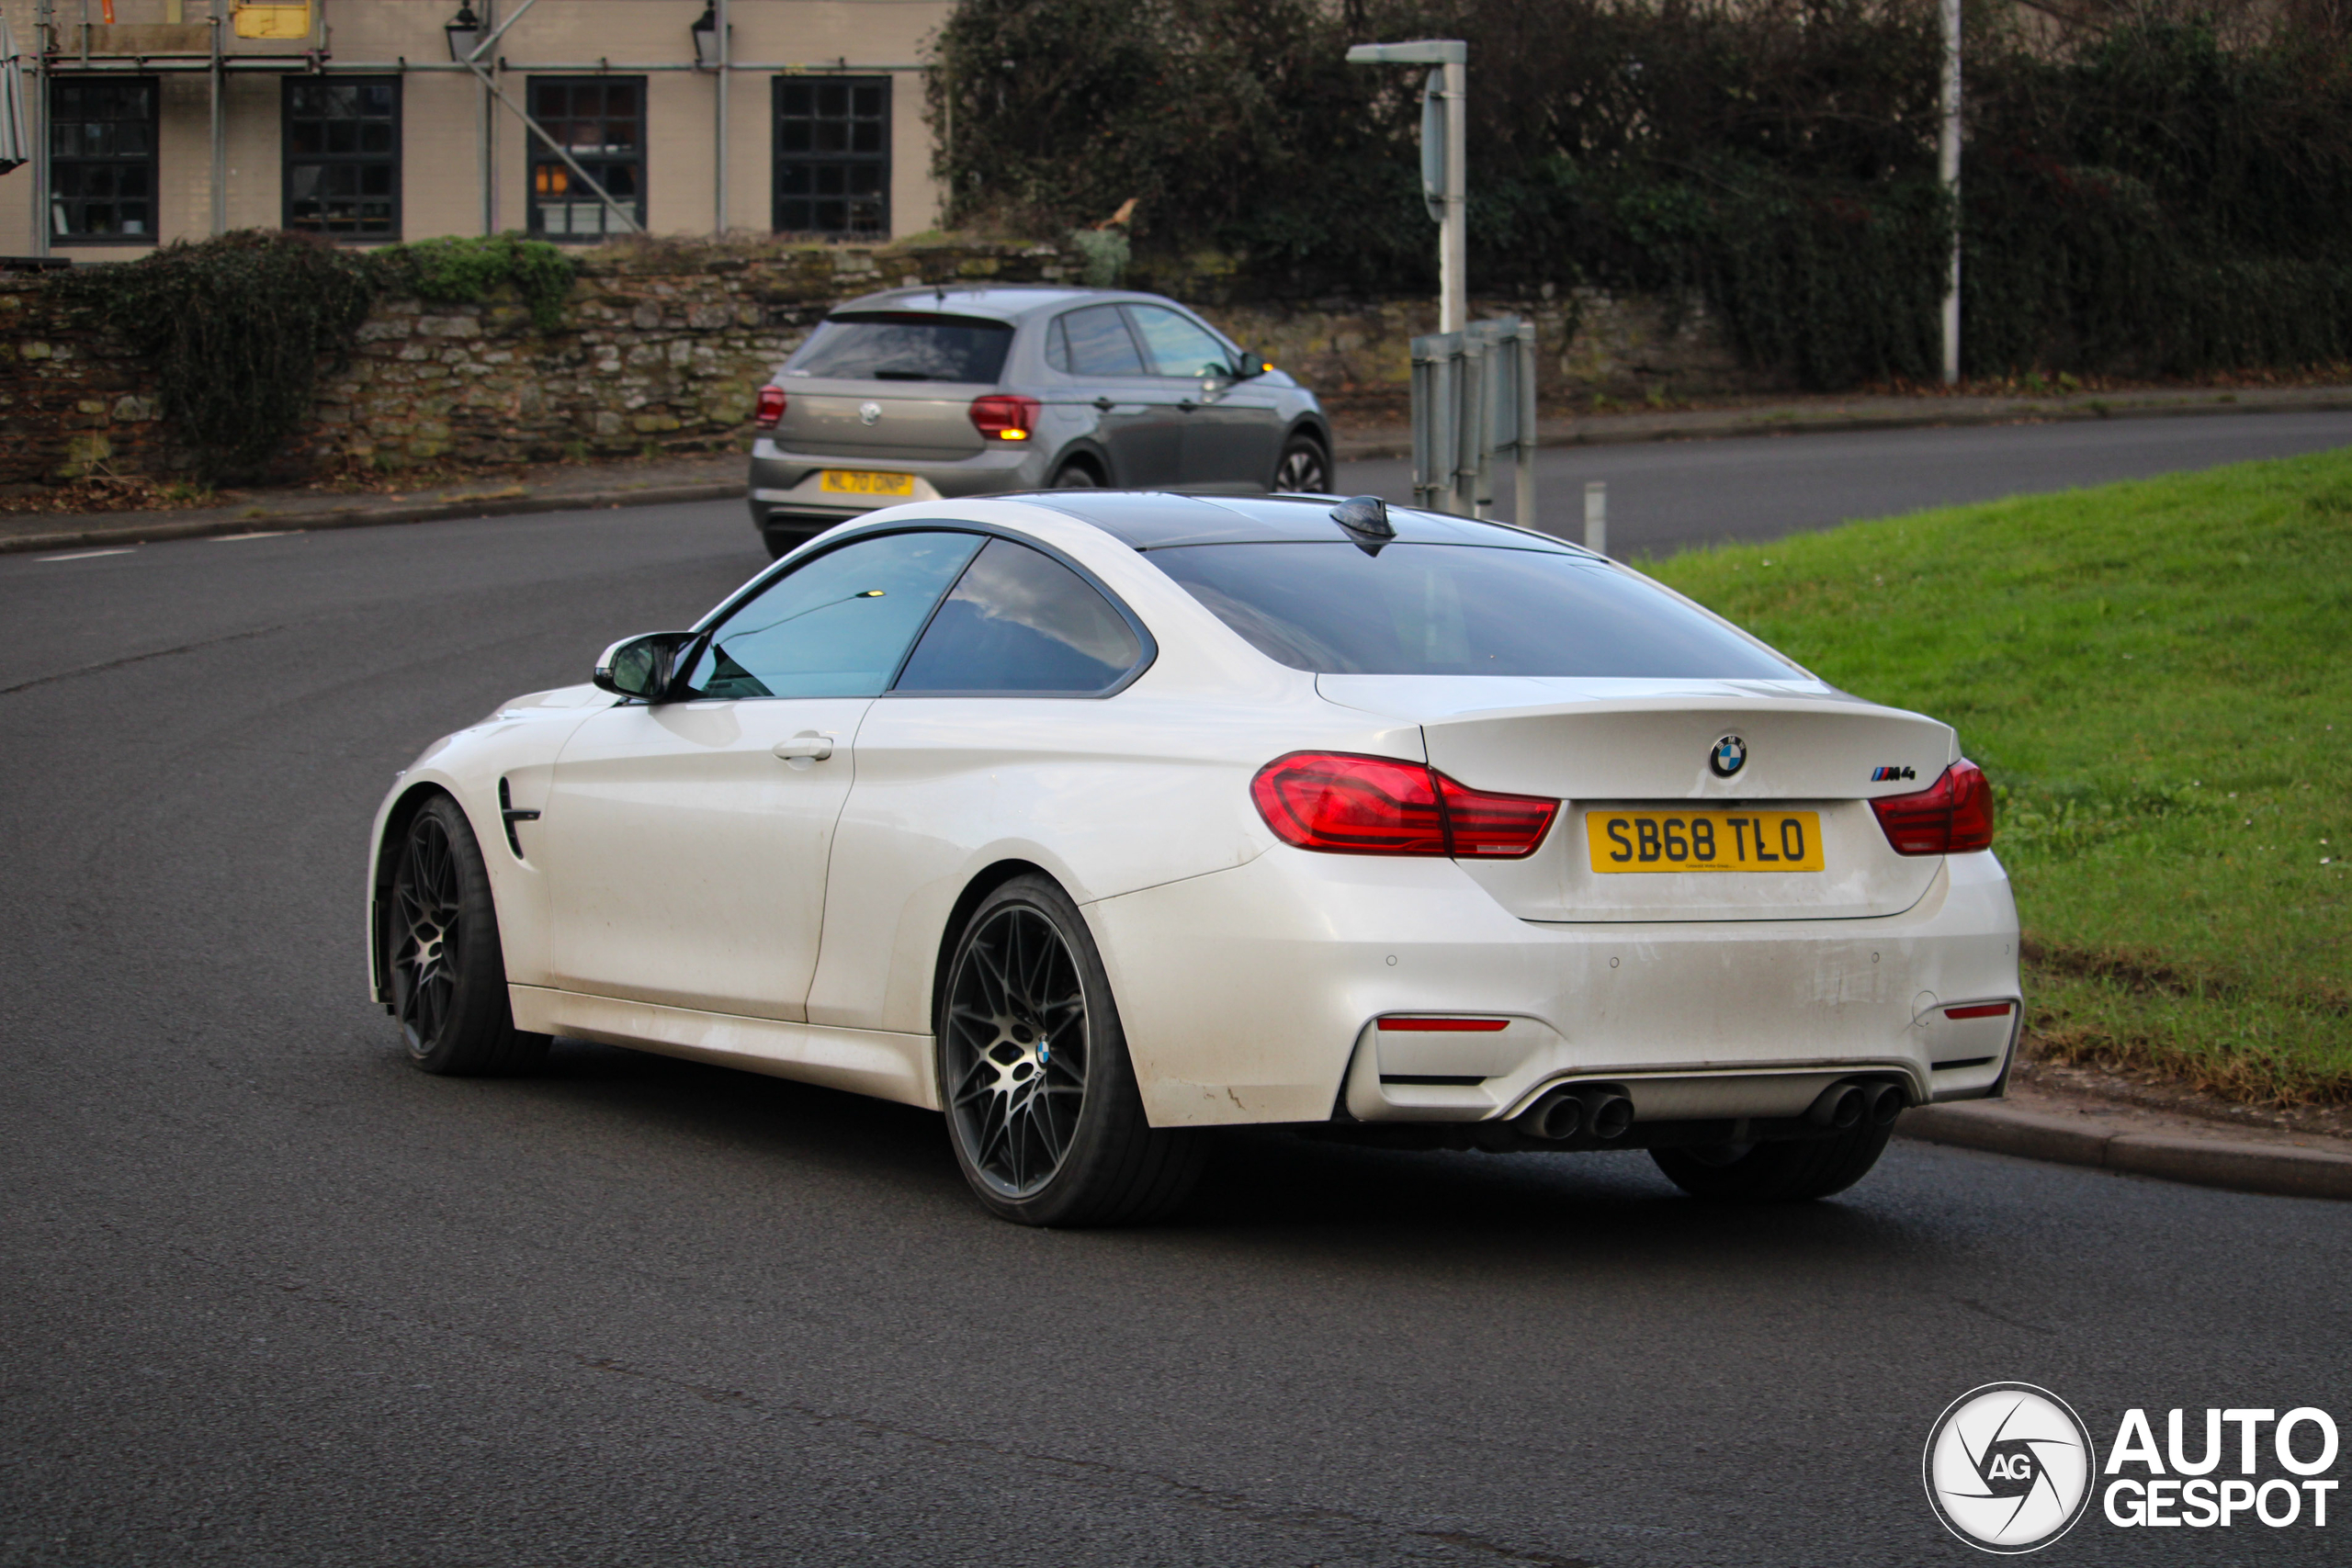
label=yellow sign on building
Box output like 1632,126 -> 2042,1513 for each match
232,3 -> 311,39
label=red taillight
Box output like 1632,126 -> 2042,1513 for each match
1871,760 -> 1996,856
1250,751 -> 1558,859
754,386 -> 786,429
1944,1001 -> 2015,1021
969,393 -> 1041,441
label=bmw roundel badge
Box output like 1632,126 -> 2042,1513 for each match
1710,735 -> 1747,778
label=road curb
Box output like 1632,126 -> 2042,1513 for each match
1331,391 -> 2352,462
1898,1103 -> 2352,1201
0,479 -> 748,556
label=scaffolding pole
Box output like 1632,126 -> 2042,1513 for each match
713,0 -> 728,234
31,0 -> 51,255
208,0 -> 223,235
478,0 -> 495,234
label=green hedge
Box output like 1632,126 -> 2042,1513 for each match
931,0 -> 2352,387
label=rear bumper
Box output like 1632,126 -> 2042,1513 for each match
1085,846 -> 2021,1130
748,441 -> 1051,532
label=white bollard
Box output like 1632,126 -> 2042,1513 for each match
1583,480 -> 1607,557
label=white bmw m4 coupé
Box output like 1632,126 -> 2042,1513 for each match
368,491 -> 2020,1224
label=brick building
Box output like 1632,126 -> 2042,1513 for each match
1,0 -> 954,258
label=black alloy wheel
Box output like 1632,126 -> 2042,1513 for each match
936,874 -> 1204,1225
1051,459 -> 1102,488
1272,436 -> 1330,494
386,795 -> 548,1077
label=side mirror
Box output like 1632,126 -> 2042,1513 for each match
594,630 -> 697,702
1228,350 -> 1269,381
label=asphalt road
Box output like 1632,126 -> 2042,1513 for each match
5,422 -> 2349,1566
1343,408 -> 2352,553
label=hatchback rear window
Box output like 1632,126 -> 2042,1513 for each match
786,312 -> 1014,383
1148,542 -> 1800,679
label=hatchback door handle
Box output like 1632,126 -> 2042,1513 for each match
773,735 -> 833,761
1093,397 -> 1115,411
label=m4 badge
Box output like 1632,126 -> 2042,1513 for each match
1871,765 -> 1917,782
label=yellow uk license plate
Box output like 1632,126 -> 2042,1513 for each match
1586,809 -> 1825,873
820,469 -> 915,497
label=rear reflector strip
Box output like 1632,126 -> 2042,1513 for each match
1943,1001 -> 2016,1021
1376,1017 -> 1510,1032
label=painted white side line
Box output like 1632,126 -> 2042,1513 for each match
37,547 -> 139,562
211,531 -> 300,542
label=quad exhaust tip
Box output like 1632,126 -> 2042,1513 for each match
1808,1078 -> 1907,1131
1516,1087 -> 1584,1142
1513,1083 -> 1634,1142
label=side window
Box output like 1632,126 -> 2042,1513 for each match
684,531 -> 983,699
1126,305 -> 1233,378
1057,305 -> 1148,378
894,539 -> 1145,695
1046,315 -> 1072,373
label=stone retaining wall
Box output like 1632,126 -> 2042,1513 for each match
0,237 -> 1765,488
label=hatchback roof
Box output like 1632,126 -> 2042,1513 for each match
828,285 -> 1162,324
1019,491 -> 1586,552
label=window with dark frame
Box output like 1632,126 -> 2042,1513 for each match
49,78 -> 158,243
283,78 -> 400,239
773,76 -> 889,238
526,78 -> 646,241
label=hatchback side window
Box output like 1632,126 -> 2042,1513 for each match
684,530 -> 983,699
1125,305 -> 1235,378
1054,305 -> 1148,377
894,538 -> 1145,694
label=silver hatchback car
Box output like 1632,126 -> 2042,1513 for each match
746,286 -> 1335,558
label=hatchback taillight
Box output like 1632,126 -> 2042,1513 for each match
969,393 -> 1041,441
754,386 -> 786,429
1871,760 -> 1995,856
1250,751 -> 1558,859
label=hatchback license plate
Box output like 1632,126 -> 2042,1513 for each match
1586,809 -> 1825,873
820,469 -> 915,497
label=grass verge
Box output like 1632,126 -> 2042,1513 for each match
1643,447 -> 2352,1105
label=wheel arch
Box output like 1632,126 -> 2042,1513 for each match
1047,440 -> 1112,487
926,857 -> 1057,1036
368,780 -> 462,1003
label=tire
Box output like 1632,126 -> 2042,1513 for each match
1272,434 -> 1330,494
935,874 -> 1204,1226
1050,457 -> 1103,489
1649,1120 -> 1893,1202
384,795 -> 549,1077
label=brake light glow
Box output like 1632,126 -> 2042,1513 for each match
1377,1017 -> 1510,1032
753,386 -> 786,429
1944,1001 -> 2016,1021
1870,760 -> 1995,856
1250,751 -> 1558,859
969,393 -> 1041,441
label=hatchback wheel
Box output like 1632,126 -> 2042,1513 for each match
386,795 -> 548,1077
1649,1120 -> 1893,1201
1272,436 -> 1330,493
1051,458 -> 1102,488
937,874 -> 1203,1225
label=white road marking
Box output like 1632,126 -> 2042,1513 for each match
211,530 -> 299,542
37,547 -> 138,562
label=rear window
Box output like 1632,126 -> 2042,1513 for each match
1148,542 -> 1800,679
786,312 -> 1014,383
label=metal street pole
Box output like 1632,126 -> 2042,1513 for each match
1939,0 -> 1961,385
1439,52 -> 1464,333
1346,39 -> 1467,333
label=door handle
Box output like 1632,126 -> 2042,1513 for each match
1178,400 -> 1197,412
1093,397 -> 1115,411
772,734 -> 834,761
